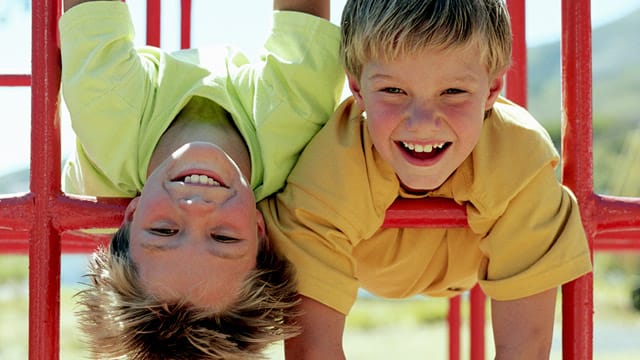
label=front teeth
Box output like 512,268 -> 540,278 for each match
402,142 -> 445,153
183,174 -> 220,186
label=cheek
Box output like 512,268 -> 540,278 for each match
445,104 -> 484,137
134,193 -> 170,220
366,117 -> 398,156
226,190 -> 259,229
365,104 -> 404,139
452,115 -> 484,153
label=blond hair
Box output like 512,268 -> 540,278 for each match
340,0 -> 512,78
75,222 -> 300,359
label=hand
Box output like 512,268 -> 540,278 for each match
64,0 -> 116,12
273,0 -> 330,19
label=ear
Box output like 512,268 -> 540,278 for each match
484,69 -> 507,111
255,209 -> 267,239
347,72 -> 366,111
124,197 -> 140,223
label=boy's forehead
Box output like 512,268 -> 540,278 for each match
361,44 -> 490,82
367,38 -> 487,66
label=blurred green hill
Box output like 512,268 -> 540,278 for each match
528,8 -> 640,126
526,9 -> 640,286
525,9 -> 640,196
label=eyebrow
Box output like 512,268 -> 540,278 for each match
367,72 -> 480,84
139,240 -> 244,260
367,73 -> 393,81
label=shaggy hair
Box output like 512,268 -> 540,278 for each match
75,222 -> 300,360
340,0 -> 512,78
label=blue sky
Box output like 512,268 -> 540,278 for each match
0,0 -> 639,181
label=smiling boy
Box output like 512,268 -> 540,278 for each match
60,0 -> 344,358
259,0 -> 592,358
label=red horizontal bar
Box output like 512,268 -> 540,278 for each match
5,192 -> 639,252
52,194 -> 128,231
0,193 -> 34,231
0,231 -> 35,253
0,229 -> 109,254
383,197 -> 467,228
0,193 -> 127,234
593,194 -> 640,232
0,74 -> 31,86
595,230 -> 640,251
61,230 -> 110,253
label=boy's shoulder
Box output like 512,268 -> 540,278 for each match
464,97 -> 560,211
481,96 -> 558,161
491,97 -> 553,135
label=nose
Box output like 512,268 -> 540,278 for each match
177,194 -> 217,213
166,181 -> 232,211
405,102 -> 441,131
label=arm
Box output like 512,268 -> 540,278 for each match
273,0 -> 330,19
285,296 -> 347,360
491,288 -> 557,359
60,0 -> 158,196
236,2 -> 343,201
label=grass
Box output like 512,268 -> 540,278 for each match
0,284 -> 89,359
4,284 -> 638,359
0,255 -> 28,283
346,296 -> 450,330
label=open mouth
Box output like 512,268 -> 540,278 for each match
399,141 -> 451,161
171,173 -> 226,187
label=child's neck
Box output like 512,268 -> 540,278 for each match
148,108 -> 251,180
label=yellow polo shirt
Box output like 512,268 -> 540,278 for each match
260,96 -> 592,314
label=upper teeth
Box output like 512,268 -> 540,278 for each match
183,174 -> 220,186
402,142 -> 445,153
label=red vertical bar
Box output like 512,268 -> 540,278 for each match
180,0 -> 192,49
506,0 -> 527,107
469,285 -> 486,360
560,0 -> 595,359
29,0 -> 62,358
146,0 -> 161,46
448,296 -> 461,360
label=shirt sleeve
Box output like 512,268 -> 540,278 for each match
232,11 -> 345,201
258,101 -> 393,315
259,187 -> 362,315
60,2 -> 155,197
476,164 -> 593,300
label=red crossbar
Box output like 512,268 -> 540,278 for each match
2,0 -> 640,359
0,74 -> 31,86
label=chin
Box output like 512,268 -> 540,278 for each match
400,176 -> 447,193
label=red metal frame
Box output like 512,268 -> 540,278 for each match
506,0 -> 527,108
146,0 -> 161,46
1,0 -> 639,359
560,2 -> 595,358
